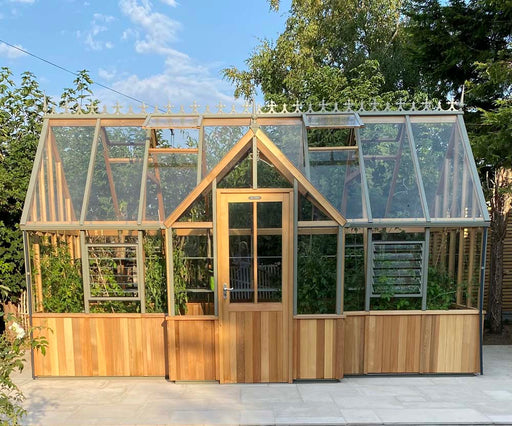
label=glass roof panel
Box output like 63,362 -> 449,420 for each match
308,148 -> 363,219
28,126 -> 95,223
359,123 -> 424,219
411,121 -> 483,219
304,112 -> 363,128
145,152 -> 198,221
85,127 -> 146,221
260,124 -> 305,172
204,125 -> 249,176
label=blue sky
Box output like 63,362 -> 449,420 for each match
0,0 -> 291,110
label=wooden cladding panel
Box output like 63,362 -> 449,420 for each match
343,315 -> 365,375
293,318 -> 344,380
167,318 -> 217,381
365,315 -> 422,374
421,313 -> 479,373
32,315 -> 166,376
221,311 -> 286,383
344,311 -> 480,376
185,302 -> 214,316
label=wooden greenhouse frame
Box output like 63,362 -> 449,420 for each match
21,100 -> 489,382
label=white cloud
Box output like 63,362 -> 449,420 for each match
98,68 -> 117,80
80,13 -> 115,51
160,0 -> 178,6
119,0 -> 181,55
0,42 -> 26,59
104,0 -> 236,111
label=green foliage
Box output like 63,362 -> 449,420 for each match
144,234 -> 167,313
173,234 -> 188,315
0,313 -> 47,425
0,68 -> 45,303
297,235 -> 337,314
38,242 -> 84,313
59,70 -> 99,113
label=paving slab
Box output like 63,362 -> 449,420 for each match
12,345 -> 512,425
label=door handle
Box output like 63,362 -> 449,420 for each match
223,283 -> 234,300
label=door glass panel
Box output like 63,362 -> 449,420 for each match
257,202 -> 282,302
229,202 -> 254,303
227,200 -> 283,304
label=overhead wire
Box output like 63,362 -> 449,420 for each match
0,39 -> 162,111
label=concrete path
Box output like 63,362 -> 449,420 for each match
13,345 -> 512,425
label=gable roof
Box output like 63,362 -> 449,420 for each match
163,127 -> 346,227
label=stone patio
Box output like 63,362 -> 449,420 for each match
13,345 -> 512,425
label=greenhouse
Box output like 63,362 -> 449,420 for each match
21,101 -> 489,382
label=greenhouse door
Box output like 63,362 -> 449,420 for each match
217,189 -> 293,383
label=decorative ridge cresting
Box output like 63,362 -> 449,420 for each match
43,97 -> 464,116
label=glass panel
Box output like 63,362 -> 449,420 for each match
154,128 -> 199,149
143,116 -> 200,129
360,123 -> 423,218
145,152 -> 197,221
260,124 -> 305,171
307,128 -> 354,148
144,232 -> 167,313
204,126 -> 249,175
297,233 -> 337,314
177,191 -> 213,222
298,194 -> 330,221
52,126 -> 95,219
28,126 -> 96,223
304,113 -> 363,128
218,153 -> 252,188
344,232 -> 365,311
257,202 -> 282,302
412,122 -> 483,219
86,127 -> 146,221
257,151 -> 292,188
309,149 -> 363,219
88,245 -> 139,298
173,230 -> 214,315
229,203 -> 253,303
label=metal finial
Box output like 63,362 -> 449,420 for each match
282,103 -> 289,113
43,95 -> 48,113
333,102 -> 339,112
359,100 -> 365,111
422,99 -> 430,111
436,100 -> 443,111
139,102 -> 146,114
190,101 -> 199,113
449,98 -> 456,111
291,101 -> 302,113
371,98 -> 378,111
242,101 -> 251,114
344,100 -> 353,111
216,101 -> 225,113
128,105 -> 134,114
63,101 -> 70,114
179,105 -> 185,114
307,103 -> 314,113
204,104 -> 211,113
319,100 -> 327,112
410,101 -> 417,111
230,104 -> 237,114
397,99 -> 404,111
166,102 -> 174,113
102,105 -> 109,114
385,102 -> 391,111
268,100 -> 277,113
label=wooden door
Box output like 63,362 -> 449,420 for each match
217,189 -> 293,383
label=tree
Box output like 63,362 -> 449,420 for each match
0,68 -> 46,303
224,0 -> 423,104
471,55 -> 512,333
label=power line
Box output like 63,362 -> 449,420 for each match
0,39 -> 161,111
